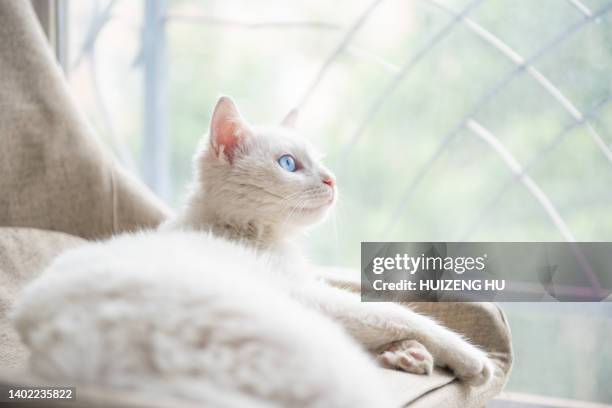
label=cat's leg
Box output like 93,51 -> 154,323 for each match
295,283 -> 494,385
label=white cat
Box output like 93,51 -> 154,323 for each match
12,97 -> 493,408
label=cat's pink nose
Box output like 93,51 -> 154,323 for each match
322,177 -> 335,188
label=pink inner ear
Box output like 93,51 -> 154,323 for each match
210,97 -> 250,161
212,119 -> 240,157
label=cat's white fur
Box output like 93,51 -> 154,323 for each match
12,97 -> 494,407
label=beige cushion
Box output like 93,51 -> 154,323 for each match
0,0 -> 171,240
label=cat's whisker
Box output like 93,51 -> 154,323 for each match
280,190 -> 307,205
279,191 -> 306,207
281,196 -> 310,231
285,198 -> 308,221
277,190 -> 314,209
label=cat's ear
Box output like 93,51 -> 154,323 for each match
281,108 -> 299,129
210,96 -> 251,162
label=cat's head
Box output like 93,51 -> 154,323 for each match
195,96 -> 336,234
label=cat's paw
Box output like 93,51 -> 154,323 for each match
376,339 -> 433,375
445,344 -> 495,386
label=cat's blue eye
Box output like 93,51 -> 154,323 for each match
278,154 -> 297,172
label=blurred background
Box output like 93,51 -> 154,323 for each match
61,0 -> 612,405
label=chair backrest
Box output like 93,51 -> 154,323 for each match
0,1 -> 171,240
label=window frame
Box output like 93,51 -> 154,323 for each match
31,0 -> 68,72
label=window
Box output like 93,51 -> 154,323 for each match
63,0 -> 611,405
